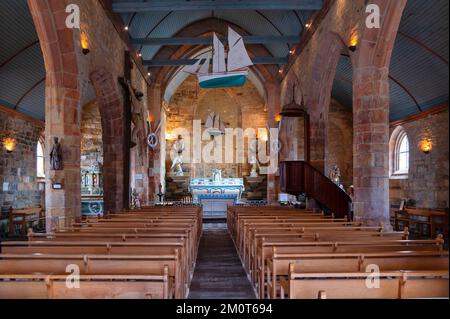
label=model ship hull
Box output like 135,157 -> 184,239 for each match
198,70 -> 248,89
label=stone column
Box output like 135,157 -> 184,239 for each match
147,83 -> 163,201
352,0 -> 407,227
353,67 -> 390,225
45,87 -> 82,231
28,0 -> 82,231
265,81 -> 281,204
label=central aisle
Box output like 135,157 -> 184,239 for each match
188,223 -> 256,299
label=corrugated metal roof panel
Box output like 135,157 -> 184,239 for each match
0,44 -> 45,106
16,81 -> 45,121
0,0 -> 44,120
399,0 -> 449,61
0,0 -> 37,65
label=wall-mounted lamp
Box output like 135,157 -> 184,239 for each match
419,138 -> 433,154
348,33 -> 358,52
80,31 -> 90,55
3,137 -> 17,153
275,113 -> 282,123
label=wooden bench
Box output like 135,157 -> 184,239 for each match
281,269 -> 449,299
0,252 -> 183,298
13,206 -> 205,299
1,240 -> 190,298
257,236 -> 444,298
0,273 -> 171,299
267,249 -> 448,299
228,205 -> 449,300
243,226 -> 398,270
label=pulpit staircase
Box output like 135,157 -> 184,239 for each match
279,161 -> 352,219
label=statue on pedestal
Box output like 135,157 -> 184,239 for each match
171,135 -> 185,176
131,188 -> 141,209
250,155 -> 259,177
212,169 -> 222,184
329,165 -> 343,188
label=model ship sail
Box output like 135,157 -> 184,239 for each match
183,27 -> 253,88
227,27 -> 253,72
213,34 -> 226,73
205,112 -> 226,136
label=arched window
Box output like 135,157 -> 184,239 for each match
396,133 -> 409,172
389,127 -> 409,178
37,140 -> 45,178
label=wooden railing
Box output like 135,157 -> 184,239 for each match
279,161 -> 352,219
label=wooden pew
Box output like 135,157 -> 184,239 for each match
228,205 -> 449,300
1,240 -> 190,298
0,252 -> 183,298
256,236 -> 444,297
281,269 -> 449,299
236,218 -> 354,250
268,250 -> 448,299
0,273 -> 171,299
243,226 -> 400,271
22,206 -> 203,299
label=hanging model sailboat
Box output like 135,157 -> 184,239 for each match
184,27 -> 254,89
204,112 -> 226,136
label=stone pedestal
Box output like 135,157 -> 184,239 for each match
165,175 -> 191,201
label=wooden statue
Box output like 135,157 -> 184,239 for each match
50,137 -> 63,170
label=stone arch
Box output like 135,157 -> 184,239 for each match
90,68 -> 125,213
28,0 -> 81,230
308,31 -> 348,172
351,0 -> 407,225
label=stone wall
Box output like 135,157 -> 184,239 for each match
0,111 -> 44,212
326,99 -> 353,189
165,76 -> 267,178
81,100 -> 103,167
389,109 -> 449,209
80,100 -> 103,196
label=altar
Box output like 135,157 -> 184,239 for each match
189,178 -> 245,201
189,177 -> 245,217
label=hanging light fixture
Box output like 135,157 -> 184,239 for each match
278,83 -> 311,163
279,83 -> 307,117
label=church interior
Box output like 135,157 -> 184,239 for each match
0,0 -> 448,300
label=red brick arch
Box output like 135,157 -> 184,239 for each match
28,0 -> 81,230
90,68 -> 125,213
